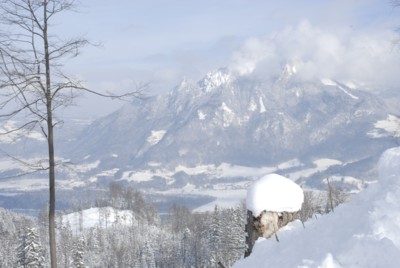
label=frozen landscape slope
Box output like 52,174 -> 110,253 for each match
233,146 -> 400,268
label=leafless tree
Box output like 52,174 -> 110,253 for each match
0,1 -> 142,267
299,190 -> 315,224
325,177 -> 347,214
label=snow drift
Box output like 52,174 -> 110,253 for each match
233,146 -> 400,268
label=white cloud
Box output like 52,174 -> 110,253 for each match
230,20 -> 400,91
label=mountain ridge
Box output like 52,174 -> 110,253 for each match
0,65 -> 397,212
65,66 -> 394,186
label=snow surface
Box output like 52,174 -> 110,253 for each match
233,146 -> 400,268
197,110 -> 207,120
368,114 -> 400,138
118,161 -> 301,185
116,158 -> 354,212
246,174 -> 304,216
146,130 -> 166,146
288,158 -> 342,181
89,168 -> 119,183
259,97 -> 266,113
200,69 -> 232,92
277,158 -> 302,170
62,207 -> 137,234
248,99 -> 257,112
321,79 -> 358,99
337,85 -> 358,100
220,102 -> 235,127
0,178 -> 48,191
321,78 -> 337,86
192,187 -> 247,212
72,160 -> 101,173
120,170 -> 155,182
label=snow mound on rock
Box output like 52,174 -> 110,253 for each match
246,173 -> 304,216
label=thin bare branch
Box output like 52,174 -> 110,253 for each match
0,150 -> 49,172
0,120 -> 39,136
46,0 -> 76,20
75,83 -> 148,101
0,169 -> 45,180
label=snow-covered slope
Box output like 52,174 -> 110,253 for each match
233,146 -> 400,268
62,207 -> 137,234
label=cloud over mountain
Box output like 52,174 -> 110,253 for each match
230,20 -> 400,91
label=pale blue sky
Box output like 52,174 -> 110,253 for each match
55,0 -> 400,118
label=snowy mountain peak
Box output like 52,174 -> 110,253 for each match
198,68 -> 233,92
276,63 -> 298,85
170,77 -> 198,98
176,77 -> 192,91
284,63 -> 297,76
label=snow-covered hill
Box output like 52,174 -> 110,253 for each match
233,146 -> 400,268
62,207 -> 137,234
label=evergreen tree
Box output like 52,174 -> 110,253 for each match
72,236 -> 85,268
222,205 -> 245,266
57,222 -> 74,268
144,242 -> 156,268
181,227 -> 194,268
209,205 -> 224,267
16,228 -> 45,268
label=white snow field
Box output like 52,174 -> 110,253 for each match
246,173 -> 304,216
233,146 -> 400,268
62,207 -> 137,234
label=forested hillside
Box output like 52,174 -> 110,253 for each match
0,185 -> 246,268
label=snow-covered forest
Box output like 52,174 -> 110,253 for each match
0,176 -> 349,268
0,186 -> 246,267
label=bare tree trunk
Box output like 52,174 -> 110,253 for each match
47,100 -> 57,268
43,2 -> 57,267
327,177 -> 334,213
